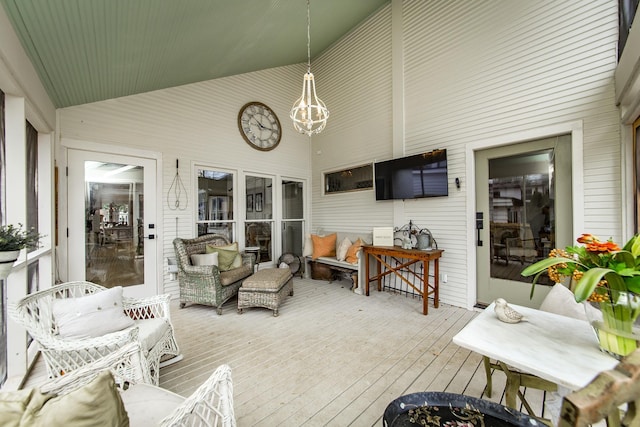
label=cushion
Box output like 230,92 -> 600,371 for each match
311,233 -> 337,260
539,283 -> 587,320
134,318 -> 170,351
120,383 -> 184,426
345,238 -> 363,264
190,252 -> 218,267
336,237 -> 352,262
206,245 -> 240,271
303,234 -> 313,257
0,371 -> 129,427
52,287 -> 135,339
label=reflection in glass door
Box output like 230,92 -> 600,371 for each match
281,180 -> 304,256
84,162 -> 144,287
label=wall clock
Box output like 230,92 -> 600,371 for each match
237,102 -> 282,151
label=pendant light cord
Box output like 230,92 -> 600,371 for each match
306,0 -> 311,72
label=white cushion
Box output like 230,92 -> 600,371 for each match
120,383 -> 184,426
133,318 -> 170,351
336,237 -> 352,261
190,252 -> 219,266
53,287 -> 135,339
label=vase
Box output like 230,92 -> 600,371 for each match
0,250 -> 20,280
585,290 -> 640,359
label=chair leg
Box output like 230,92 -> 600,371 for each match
483,356 -> 493,398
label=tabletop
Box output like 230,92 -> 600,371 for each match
452,302 -> 618,390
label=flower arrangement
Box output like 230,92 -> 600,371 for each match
522,233 -> 640,358
0,223 -> 42,251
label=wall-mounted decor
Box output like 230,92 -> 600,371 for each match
255,193 -> 263,212
247,194 -> 254,212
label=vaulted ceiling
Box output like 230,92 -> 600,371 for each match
1,0 -> 389,108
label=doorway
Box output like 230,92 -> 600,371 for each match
68,149 -> 158,297
475,135 -> 573,307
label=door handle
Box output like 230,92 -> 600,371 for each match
476,212 -> 483,247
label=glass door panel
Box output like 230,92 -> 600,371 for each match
281,180 -> 304,256
69,150 -> 157,297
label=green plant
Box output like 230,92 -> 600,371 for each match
522,233 -> 640,357
0,223 -> 43,251
522,233 -> 640,301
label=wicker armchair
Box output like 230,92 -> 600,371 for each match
10,281 -> 180,385
41,342 -> 236,427
173,234 -> 254,314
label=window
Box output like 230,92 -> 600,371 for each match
196,168 -> 235,241
324,164 -> 373,194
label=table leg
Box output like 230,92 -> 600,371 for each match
433,258 -> 439,308
365,252 -> 370,296
376,256 -> 382,291
422,259 -> 429,315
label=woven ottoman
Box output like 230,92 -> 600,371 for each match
237,268 -> 293,317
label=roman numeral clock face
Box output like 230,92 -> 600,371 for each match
237,102 -> 282,151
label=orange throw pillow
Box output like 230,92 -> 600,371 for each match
311,233 -> 337,260
345,238 -> 363,264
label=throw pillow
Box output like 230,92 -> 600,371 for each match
311,233 -> 337,260
345,238 -> 363,264
23,371 -> 129,427
539,283 -> 587,320
336,237 -> 352,262
52,287 -> 135,339
190,252 -> 219,267
0,388 -> 35,426
206,246 -> 239,271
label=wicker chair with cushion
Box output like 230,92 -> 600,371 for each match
173,234 -> 254,315
10,281 -> 180,386
37,342 -> 236,427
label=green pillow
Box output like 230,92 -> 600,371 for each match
206,246 -> 239,271
23,371 -> 128,427
0,388 -> 35,427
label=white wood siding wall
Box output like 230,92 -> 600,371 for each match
312,0 -> 620,309
310,4 -> 394,235
59,66 -> 311,296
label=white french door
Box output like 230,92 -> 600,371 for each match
68,149 -> 158,297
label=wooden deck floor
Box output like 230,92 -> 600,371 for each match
25,277 -> 550,426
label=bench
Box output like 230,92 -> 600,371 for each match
303,231 -> 372,294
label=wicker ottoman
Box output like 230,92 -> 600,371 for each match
237,268 -> 293,317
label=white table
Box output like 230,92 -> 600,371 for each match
453,302 -> 618,391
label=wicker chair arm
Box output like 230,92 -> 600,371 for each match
240,252 -> 255,270
124,293 -> 172,320
40,342 -> 150,395
37,326 -> 140,353
160,364 -> 236,427
181,264 -> 221,276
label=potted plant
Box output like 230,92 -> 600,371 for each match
522,233 -> 640,359
0,223 -> 42,279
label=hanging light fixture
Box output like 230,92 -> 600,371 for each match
290,0 -> 329,136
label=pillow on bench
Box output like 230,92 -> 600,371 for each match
311,233 -> 337,260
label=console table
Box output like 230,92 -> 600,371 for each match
362,245 -> 444,315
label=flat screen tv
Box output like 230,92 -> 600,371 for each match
374,149 -> 448,200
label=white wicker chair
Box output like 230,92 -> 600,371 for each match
41,343 -> 236,427
10,281 -> 180,385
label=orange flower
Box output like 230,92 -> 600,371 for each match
577,233 -> 597,244
585,240 -> 620,253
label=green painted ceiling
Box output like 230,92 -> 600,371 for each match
1,0 -> 389,108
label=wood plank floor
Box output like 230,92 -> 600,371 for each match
24,277 -> 551,426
